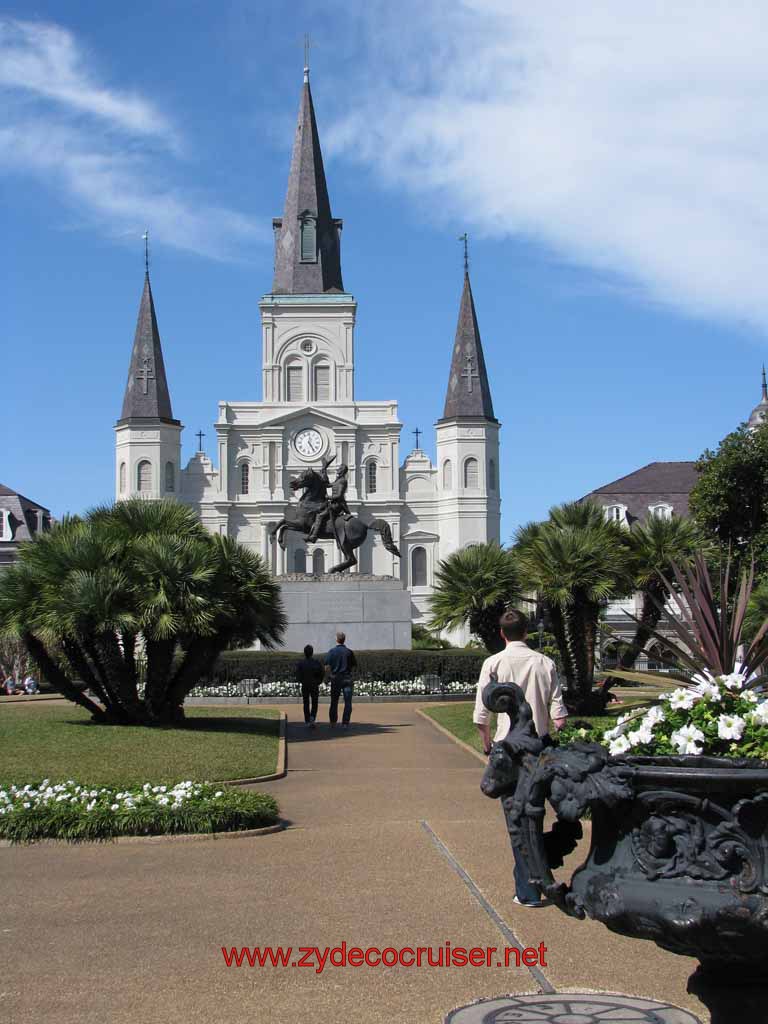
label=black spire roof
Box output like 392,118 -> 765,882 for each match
441,271 -> 496,421
271,69 -> 344,294
118,273 -> 178,425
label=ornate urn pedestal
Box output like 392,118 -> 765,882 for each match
481,684 -> 768,982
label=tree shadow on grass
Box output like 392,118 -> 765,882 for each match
66,716 -> 280,738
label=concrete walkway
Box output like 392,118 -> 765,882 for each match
1,704 -> 711,1023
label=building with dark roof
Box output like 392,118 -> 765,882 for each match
582,461 -> 700,526
0,484 -> 51,568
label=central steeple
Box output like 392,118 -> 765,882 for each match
272,66 -> 344,294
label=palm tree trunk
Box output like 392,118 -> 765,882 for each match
166,635 -> 229,709
24,633 -> 107,720
619,584 -> 665,670
564,593 -> 593,711
144,638 -> 178,720
547,602 -> 574,685
470,602 -> 506,653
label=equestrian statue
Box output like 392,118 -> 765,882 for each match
268,454 -> 401,574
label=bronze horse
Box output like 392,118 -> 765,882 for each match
268,465 -> 401,574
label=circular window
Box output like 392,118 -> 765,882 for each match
300,339 -> 314,354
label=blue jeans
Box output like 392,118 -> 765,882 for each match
329,679 -> 353,724
502,801 -> 542,904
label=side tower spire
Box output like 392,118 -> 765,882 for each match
442,266 -> 496,421
272,66 -> 343,294
434,240 -> 501,570
115,258 -> 182,500
119,272 -> 176,423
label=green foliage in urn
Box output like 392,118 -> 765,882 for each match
428,542 -> 523,653
610,554 -> 768,690
0,499 -> 286,725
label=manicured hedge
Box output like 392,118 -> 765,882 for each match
215,648 -> 486,685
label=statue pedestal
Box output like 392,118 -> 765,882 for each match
276,574 -> 412,651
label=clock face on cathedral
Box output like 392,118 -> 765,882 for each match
294,428 -> 324,459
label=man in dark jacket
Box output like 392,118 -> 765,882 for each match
295,644 -> 324,727
325,631 -> 357,728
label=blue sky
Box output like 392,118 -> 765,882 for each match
3,2 -> 767,542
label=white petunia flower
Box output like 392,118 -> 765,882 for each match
722,672 -> 747,691
110,804 -> 119,811
644,706 -> 665,727
743,689 -> 760,703
718,714 -> 746,741
608,735 -> 632,756
671,724 -> 705,755
694,681 -> 722,702
668,688 -> 698,710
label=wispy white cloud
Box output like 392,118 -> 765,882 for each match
0,18 -> 263,260
328,1 -> 768,330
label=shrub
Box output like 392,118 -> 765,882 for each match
213,648 -> 486,687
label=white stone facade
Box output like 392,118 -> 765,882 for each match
115,287 -> 501,628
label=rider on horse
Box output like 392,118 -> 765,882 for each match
307,458 -> 350,543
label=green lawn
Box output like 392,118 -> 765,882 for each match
0,705 -> 281,788
424,700 -> 654,753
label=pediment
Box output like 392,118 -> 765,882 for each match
401,529 -> 440,542
257,406 -> 357,430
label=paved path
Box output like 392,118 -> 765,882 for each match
1,704 -> 710,1023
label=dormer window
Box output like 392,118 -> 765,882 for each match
604,504 -> 628,526
299,211 -> 317,263
650,503 -> 673,521
0,509 -> 11,542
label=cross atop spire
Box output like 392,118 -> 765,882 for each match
459,232 -> 469,274
303,33 -> 311,82
118,273 -> 178,425
271,68 -> 344,294
142,230 -> 150,274
441,265 -> 496,422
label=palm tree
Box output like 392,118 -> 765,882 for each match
515,501 -> 632,712
428,542 -> 523,652
0,499 -> 285,724
613,513 -> 699,675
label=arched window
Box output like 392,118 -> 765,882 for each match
137,460 -> 152,492
411,546 -> 427,587
314,364 -> 331,402
165,462 -> 175,492
300,214 -> 317,262
294,548 -> 307,573
119,462 -> 126,493
464,457 -> 479,488
286,363 -> 303,402
605,504 -> 627,525
488,459 -> 496,490
649,503 -> 673,521
366,460 -> 378,495
240,463 -> 249,495
312,549 -> 325,575
442,460 -> 453,490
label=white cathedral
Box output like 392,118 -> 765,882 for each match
114,67 -> 501,629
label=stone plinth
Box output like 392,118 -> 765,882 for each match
276,574 -> 411,651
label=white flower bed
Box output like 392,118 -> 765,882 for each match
0,779 -> 222,816
187,676 -> 474,698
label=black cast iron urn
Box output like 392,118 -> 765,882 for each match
481,682 -> 768,982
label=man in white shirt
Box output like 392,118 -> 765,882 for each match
473,609 -> 568,907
